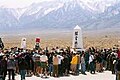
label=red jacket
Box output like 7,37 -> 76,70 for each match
118,50 -> 120,59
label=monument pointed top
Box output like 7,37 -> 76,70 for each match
74,25 -> 81,30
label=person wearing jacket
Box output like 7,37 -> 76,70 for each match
81,52 -> 87,75
0,56 -> 7,80
18,56 -> 28,80
53,54 -> 59,77
0,55 -> 4,80
76,53 -> 80,75
116,59 -> 120,80
7,55 -> 16,80
89,53 -> 95,74
71,53 -> 78,75
40,52 -> 48,78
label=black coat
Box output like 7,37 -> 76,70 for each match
18,58 -> 28,70
1,59 -> 7,71
116,60 -> 120,71
0,59 -> 7,76
25,54 -> 34,70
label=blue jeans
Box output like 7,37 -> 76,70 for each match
90,62 -> 95,73
49,64 -> 53,73
81,63 -> 86,74
20,70 -> 26,80
76,64 -> 80,74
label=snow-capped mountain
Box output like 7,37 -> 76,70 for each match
0,0 -> 120,32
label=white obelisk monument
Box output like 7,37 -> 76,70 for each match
72,25 -> 83,49
21,38 -> 26,49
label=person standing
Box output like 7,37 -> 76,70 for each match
89,53 -> 95,74
25,52 -> 34,77
40,52 -> 48,78
18,56 -> 28,80
96,53 -> 102,72
62,53 -> 69,76
85,50 -> 90,72
81,52 -> 87,75
116,59 -> 120,80
53,54 -> 59,77
75,52 -> 80,75
57,52 -> 64,76
33,52 -> 41,77
71,53 -> 78,75
47,53 -> 53,76
111,54 -> 116,74
0,55 -> 4,80
7,54 -> 16,80
0,56 -> 7,80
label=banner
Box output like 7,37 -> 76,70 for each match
21,38 -> 26,49
35,37 -> 40,50
36,37 -> 40,43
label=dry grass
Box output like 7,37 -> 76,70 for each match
2,31 -> 120,49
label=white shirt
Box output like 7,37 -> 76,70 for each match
40,55 -> 48,62
57,55 -> 64,64
81,56 -> 85,64
89,55 -> 94,64
0,52 -> 4,56
111,52 -> 118,58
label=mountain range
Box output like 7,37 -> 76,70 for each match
0,0 -> 120,33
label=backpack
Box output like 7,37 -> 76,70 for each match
7,59 -> 16,70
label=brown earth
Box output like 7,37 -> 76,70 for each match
1,29 -> 120,49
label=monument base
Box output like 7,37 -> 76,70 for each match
72,48 -> 85,53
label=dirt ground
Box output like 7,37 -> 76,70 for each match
2,29 -> 120,49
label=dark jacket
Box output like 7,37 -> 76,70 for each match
0,60 -> 3,74
116,60 -> 120,71
25,54 -> 34,71
18,58 -> 28,70
1,59 -> 7,71
7,59 -> 16,70
48,53 -> 53,64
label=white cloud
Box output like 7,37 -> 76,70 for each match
0,0 -> 54,8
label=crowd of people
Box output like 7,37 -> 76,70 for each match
0,38 -> 120,80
